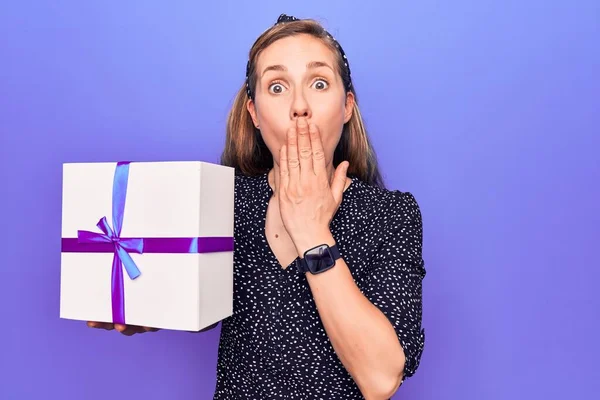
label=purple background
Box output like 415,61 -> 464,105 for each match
1,1 -> 598,399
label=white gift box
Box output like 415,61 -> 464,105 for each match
60,161 -> 235,331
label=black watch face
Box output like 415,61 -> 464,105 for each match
305,245 -> 335,273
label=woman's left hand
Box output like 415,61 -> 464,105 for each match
278,117 -> 349,256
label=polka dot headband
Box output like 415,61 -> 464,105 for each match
245,13 -> 353,100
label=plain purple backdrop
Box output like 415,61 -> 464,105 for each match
1,1 -> 599,399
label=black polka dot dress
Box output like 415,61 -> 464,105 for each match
212,171 -> 426,399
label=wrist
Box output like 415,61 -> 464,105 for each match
294,231 -> 336,258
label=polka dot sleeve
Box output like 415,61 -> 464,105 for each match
361,191 -> 426,379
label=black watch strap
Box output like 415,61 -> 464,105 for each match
296,244 -> 341,274
329,244 -> 341,260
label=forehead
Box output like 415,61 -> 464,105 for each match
256,34 -> 337,69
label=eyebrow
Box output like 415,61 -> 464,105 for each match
261,61 -> 334,77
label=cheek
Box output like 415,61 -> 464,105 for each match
313,101 -> 345,153
314,93 -> 346,126
255,113 -> 289,163
256,105 -> 288,141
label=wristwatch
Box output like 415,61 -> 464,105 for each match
296,243 -> 341,274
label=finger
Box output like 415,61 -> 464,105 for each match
308,123 -> 327,178
279,144 -> 289,195
119,325 -> 144,336
286,124 -> 300,187
88,321 -> 114,330
143,326 -> 159,332
331,161 -> 350,205
120,327 -> 139,336
296,117 -> 313,180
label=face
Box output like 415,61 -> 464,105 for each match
247,34 -> 354,170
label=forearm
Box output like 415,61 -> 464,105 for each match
300,235 -> 406,399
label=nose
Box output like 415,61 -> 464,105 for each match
293,109 -> 309,118
290,90 -> 311,120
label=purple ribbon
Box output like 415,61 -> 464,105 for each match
60,161 -> 233,324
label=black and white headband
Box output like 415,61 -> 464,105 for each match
245,14 -> 353,100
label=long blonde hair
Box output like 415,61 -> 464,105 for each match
220,18 -> 386,189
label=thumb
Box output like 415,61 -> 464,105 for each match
331,161 -> 349,204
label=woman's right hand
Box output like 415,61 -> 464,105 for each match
87,321 -> 159,336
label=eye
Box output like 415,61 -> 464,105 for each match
312,79 -> 329,90
268,82 -> 287,94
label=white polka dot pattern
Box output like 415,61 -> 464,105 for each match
212,171 -> 426,399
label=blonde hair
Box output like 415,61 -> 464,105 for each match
220,18 -> 386,188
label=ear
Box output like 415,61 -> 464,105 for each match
246,99 -> 260,128
343,91 -> 355,124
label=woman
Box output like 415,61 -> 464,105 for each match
89,14 -> 426,399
